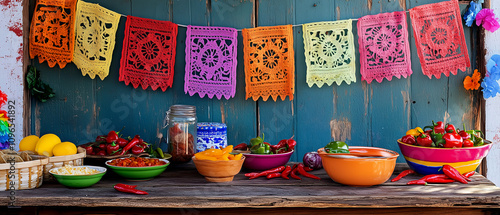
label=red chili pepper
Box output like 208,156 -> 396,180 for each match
107,143 -> 120,155
303,166 -> 314,172
445,123 -> 457,133
443,133 -> 463,148
270,145 -> 280,154
114,184 -> 148,195
96,150 -> 106,156
106,130 -> 119,143
99,143 -> 106,150
116,138 -> 128,148
463,171 -> 475,178
391,169 -> 415,182
462,139 -> 474,147
416,133 -> 433,147
297,164 -> 320,180
425,178 -> 455,183
290,164 -> 301,180
244,172 -> 259,177
131,145 -> 144,155
95,135 -> 107,143
233,143 -> 248,150
249,166 -> 286,179
401,134 -> 416,145
407,180 -> 427,185
281,166 -> 292,179
277,139 -> 287,149
420,174 -> 451,181
458,130 -> 471,140
134,135 -> 144,145
120,137 -> 141,155
85,146 -> 94,155
266,173 -> 281,179
441,165 -> 468,184
115,183 -> 137,189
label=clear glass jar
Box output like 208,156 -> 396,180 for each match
164,105 -> 197,163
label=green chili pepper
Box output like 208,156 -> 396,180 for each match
250,137 -> 263,146
474,136 -> 484,146
324,141 -> 350,153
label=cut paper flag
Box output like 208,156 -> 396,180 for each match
73,0 -> 120,80
184,26 -> 238,100
409,0 -> 470,79
29,0 -> 77,68
303,20 -> 356,88
357,11 -> 412,84
242,25 -> 295,101
119,16 -> 178,91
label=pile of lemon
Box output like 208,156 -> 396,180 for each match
19,134 -> 77,157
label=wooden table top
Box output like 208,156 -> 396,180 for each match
2,163 -> 500,209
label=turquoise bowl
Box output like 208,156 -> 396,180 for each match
49,166 -> 107,188
105,158 -> 170,180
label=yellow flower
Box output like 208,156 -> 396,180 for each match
463,69 -> 481,90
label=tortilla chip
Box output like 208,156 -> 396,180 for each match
20,152 -> 32,161
2,149 -> 17,155
0,156 -> 6,163
2,154 -> 24,163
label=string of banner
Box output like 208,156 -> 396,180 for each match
30,0 -> 492,101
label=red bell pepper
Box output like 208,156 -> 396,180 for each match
131,144 -> 145,155
401,134 -> 416,145
95,135 -> 107,143
416,133 -> 433,147
433,121 -> 445,134
106,130 -> 119,143
458,130 -> 471,140
445,123 -> 457,133
116,138 -> 128,148
443,133 -> 463,148
107,143 -> 120,155
463,139 -> 474,147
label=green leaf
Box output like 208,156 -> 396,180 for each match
26,65 -> 55,103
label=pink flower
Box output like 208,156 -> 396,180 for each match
476,8 -> 500,33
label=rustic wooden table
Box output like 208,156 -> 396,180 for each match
2,163 -> 500,215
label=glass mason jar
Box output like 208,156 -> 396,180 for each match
164,105 -> 197,163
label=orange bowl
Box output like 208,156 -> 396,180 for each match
192,156 -> 245,182
318,147 -> 399,187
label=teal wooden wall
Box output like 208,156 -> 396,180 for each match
30,0 -> 480,162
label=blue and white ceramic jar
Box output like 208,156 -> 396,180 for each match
196,122 -> 227,152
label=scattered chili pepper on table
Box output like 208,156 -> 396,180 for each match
281,166 -> 292,179
441,165 -> 468,184
391,169 -> 416,182
248,166 -> 285,179
297,164 -> 320,180
266,173 -> 281,179
114,184 -> 148,195
463,171 -> 475,178
407,180 -> 427,185
290,164 -> 301,180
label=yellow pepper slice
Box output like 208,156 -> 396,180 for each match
406,127 -> 423,136
233,153 -> 243,160
195,154 -> 217,161
221,145 -> 233,154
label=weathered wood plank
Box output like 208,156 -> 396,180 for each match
33,207 -> 494,215
2,164 -> 499,209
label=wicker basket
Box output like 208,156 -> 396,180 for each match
0,155 -> 49,191
43,147 -> 86,181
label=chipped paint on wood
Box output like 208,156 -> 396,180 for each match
336,6 -> 340,20
0,0 -> 23,149
399,0 -> 407,10
401,91 -> 410,128
220,102 -> 226,124
362,82 -> 369,116
330,118 -> 352,142
367,0 -> 372,11
332,87 -> 338,115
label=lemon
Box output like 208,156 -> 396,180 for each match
35,134 -> 61,157
19,135 -> 39,151
52,142 -> 77,156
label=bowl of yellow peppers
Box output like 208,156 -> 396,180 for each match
192,145 -> 245,182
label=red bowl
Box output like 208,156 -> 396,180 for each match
242,150 -> 293,170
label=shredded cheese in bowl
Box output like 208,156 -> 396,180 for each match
50,165 -> 102,175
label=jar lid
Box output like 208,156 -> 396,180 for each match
197,122 -> 227,131
168,105 -> 196,116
